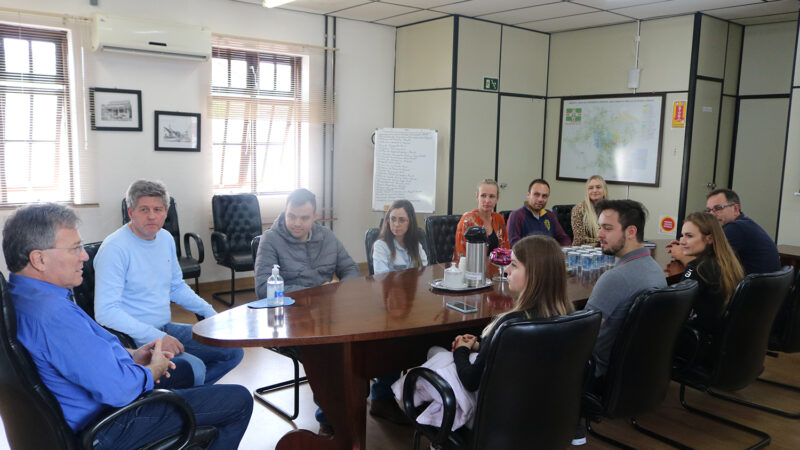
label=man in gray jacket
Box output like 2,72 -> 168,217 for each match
254,188 -> 361,436
255,188 -> 360,298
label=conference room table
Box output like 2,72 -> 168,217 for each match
193,243 -> 679,450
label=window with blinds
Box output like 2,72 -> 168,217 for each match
210,46 -> 305,194
0,23 -> 75,205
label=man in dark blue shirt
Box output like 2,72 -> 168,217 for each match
705,189 -> 780,274
3,204 -> 252,450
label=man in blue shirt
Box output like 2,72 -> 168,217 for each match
3,203 -> 252,449
507,179 -> 572,247
705,189 -> 780,274
94,180 -> 243,386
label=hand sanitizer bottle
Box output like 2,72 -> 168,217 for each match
266,264 -> 284,307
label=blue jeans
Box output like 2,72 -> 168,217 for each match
92,384 -> 253,450
162,322 -> 244,386
371,373 -> 400,401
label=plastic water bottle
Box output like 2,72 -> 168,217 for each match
266,264 -> 284,307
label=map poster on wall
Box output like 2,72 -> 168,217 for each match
372,128 -> 437,213
557,95 -> 664,186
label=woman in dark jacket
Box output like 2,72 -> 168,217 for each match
678,211 -> 745,333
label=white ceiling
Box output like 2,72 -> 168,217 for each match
235,0 -> 800,32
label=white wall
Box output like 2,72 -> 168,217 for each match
0,0 -> 396,277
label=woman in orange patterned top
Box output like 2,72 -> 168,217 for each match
571,175 -> 608,246
453,179 -> 510,261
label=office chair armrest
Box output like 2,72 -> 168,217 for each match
183,232 -> 205,264
79,389 -> 196,450
103,326 -> 136,349
210,231 -> 229,262
402,367 -> 457,446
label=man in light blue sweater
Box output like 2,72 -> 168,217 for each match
94,180 -> 243,386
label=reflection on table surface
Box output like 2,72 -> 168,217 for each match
193,240 -> 682,349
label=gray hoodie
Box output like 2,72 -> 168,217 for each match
254,212 -> 361,297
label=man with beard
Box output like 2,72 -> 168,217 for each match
584,199 -> 666,378
507,179 -> 571,247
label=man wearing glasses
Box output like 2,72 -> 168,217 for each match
705,189 -> 780,274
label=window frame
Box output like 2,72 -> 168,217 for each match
0,23 -> 73,206
210,46 -> 304,195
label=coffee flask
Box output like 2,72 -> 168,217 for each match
464,226 -> 487,287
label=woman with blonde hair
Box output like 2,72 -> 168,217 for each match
678,211 -> 745,333
571,175 -> 608,246
450,235 -> 574,391
453,179 -> 510,261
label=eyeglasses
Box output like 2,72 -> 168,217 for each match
389,216 -> 408,224
44,244 -> 84,255
704,203 -> 735,214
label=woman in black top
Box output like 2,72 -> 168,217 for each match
678,212 -> 744,333
450,235 -> 574,392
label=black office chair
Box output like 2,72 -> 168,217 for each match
71,241 -> 136,349
402,310 -> 601,450
122,197 -> 205,293
211,194 -> 262,306
424,215 -> 461,264
551,204 -> 574,242
249,235 -> 308,421
0,273 -> 218,450
498,210 -> 512,224
365,227 -> 430,275
702,268 -> 800,419
671,266 -> 794,448
582,280 -> 697,448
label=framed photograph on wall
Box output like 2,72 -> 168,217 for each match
89,88 -> 142,131
154,111 -> 201,152
556,94 -> 665,186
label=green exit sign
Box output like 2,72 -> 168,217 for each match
483,77 -> 498,91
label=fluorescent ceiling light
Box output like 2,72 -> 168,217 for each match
263,0 -> 295,7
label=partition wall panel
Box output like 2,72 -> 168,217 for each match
697,15 -> 728,79
714,95 -> 736,190
723,24 -> 743,96
637,15 -> 694,93
496,97 -> 545,211
777,88 -> 800,244
452,90 -> 498,214
732,98 -> 790,239
395,17 -> 453,91
456,18 -> 500,91
500,26 -> 548,96
684,79 -> 723,214
739,22 -> 795,96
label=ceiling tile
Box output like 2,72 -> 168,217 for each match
613,0 -> 755,20
518,11 -> 633,33
705,0 -> 800,20
732,12 -> 799,26
571,0 -> 665,8
479,2 -> 596,25
433,0 -> 553,17
278,0 -> 370,14
388,0 -> 460,8
331,2 -> 418,21
376,9 -> 448,25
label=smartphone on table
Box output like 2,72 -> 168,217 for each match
446,301 -> 478,314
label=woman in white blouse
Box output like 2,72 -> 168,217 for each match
373,200 -> 428,274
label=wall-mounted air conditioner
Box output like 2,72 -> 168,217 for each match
91,14 -> 211,61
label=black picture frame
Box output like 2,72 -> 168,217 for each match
154,111 -> 201,152
89,87 -> 142,131
556,93 -> 665,187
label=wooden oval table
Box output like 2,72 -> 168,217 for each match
193,244 -> 681,450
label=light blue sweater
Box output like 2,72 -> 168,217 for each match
94,225 -> 217,345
